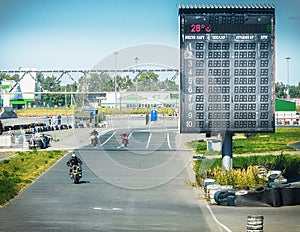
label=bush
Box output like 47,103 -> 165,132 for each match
273,154 -> 300,178
204,166 -> 266,188
194,154 -> 300,187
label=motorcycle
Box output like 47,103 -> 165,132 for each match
121,135 -> 129,147
90,134 -> 98,147
70,164 -> 82,184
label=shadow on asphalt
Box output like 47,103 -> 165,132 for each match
78,180 -> 90,184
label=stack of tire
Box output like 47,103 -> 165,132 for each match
247,215 -> 264,232
257,165 -> 267,180
207,184 -> 222,204
214,189 -> 236,206
268,173 -> 288,188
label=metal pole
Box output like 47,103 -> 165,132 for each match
82,72 -> 88,106
285,57 -> 291,99
70,86 -> 73,106
65,86 -> 67,107
134,57 -> 139,108
114,52 -> 118,108
222,132 -> 233,170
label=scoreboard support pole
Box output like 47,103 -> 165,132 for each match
222,132 -> 233,170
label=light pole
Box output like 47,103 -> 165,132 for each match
114,52 -> 118,108
82,71 -> 88,106
285,57 -> 291,99
134,57 -> 139,107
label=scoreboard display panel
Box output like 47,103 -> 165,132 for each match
179,5 -> 275,133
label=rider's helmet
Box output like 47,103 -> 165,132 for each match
122,132 -> 127,136
72,153 -> 76,158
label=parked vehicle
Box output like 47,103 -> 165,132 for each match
29,134 -> 51,149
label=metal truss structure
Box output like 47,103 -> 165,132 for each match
0,68 -> 179,94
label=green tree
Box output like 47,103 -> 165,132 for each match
275,82 -> 287,99
289,83 -> 300,98
0,73 -> 19,82
78,73 -> 114,92
159,79 -> 179,91
40,75 -> 62,106
136,72 -> 159,91
117,75 -> 134,91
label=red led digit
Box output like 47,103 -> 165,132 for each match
191,24 -> 196,32
190,24 -> 211,33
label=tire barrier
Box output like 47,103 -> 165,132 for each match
214,190 -> 236,206
235,185 -> 271,207
203,178 -> 216,189
247,215 -> 264,232
1,122 -> 73,148
4,123 -> 72,133
235,186 -> 300,207
254,186 -> 265,193
267,188 -> 282,207
207,185 -> 222,204
235,190 -> 248,196
204,180 -> 300,207
236,186 -> 250,191
268,174 -> 288,188
257,165 -> 267,180
280,186 -> 300,206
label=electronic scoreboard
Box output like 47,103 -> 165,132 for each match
179,4 -> 275,134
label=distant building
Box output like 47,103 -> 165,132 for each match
275,99 -> 299,125
100,91 -> 179,108
0,68 -> 41,108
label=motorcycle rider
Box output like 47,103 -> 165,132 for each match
66,153 -> 82,177
90,129 -> 99,137
90,129 -> 99,146
121,132 -> 129,146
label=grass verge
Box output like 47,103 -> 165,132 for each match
0,150 -> 66,207
187,128 -> 300,155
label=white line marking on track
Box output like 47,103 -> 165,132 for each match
167,133 -> 172,149
146,133 -> 152,149
117,144 -> 124,149
206,204 -> 232,232
93,207 -> 123,211
99,131 -> 116,147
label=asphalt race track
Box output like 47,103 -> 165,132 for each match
0,122 -> 222,231
0,116 -> 300,231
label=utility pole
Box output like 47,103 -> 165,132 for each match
285,57 -> 291,99
65,86 -> 67,107
114,52 -> 118,108
134,57 -> 139,108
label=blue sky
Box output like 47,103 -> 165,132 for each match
0,0 -> 299,85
